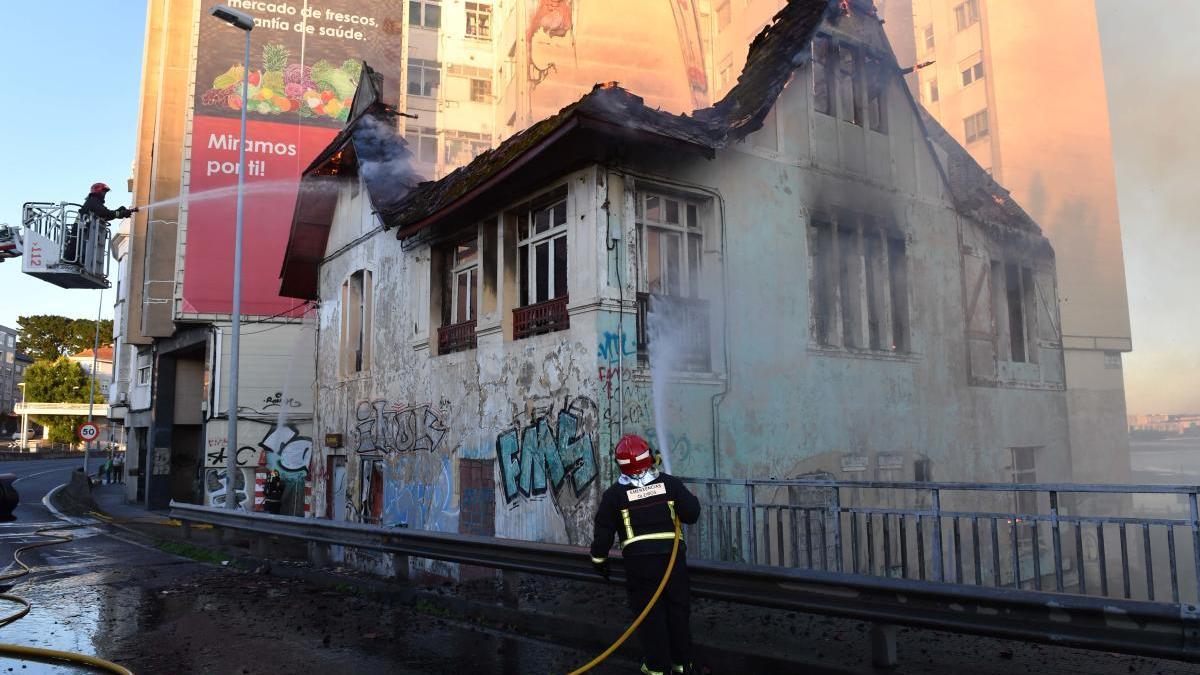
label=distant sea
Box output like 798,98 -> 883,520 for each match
1129,435 -> 1200,484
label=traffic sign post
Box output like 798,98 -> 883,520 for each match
77,422 -> 99,443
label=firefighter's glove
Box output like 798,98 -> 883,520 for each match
115,207 -> 131,218
592,559 -> 610,580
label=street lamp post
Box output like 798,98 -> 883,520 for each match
211,5 -> 254,510
16,383 -> 26,452
84,288 -> 103,477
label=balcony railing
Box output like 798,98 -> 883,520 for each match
636,292 -> 711,371
513,296 -> 569,339
437,319 -> 477,355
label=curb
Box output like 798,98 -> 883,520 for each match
42,484 -> 100,527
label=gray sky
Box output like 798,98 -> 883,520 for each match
1096,0 -> 1200,414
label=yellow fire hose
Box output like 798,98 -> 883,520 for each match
0,520 -> 134,674
568,517 -> 682,675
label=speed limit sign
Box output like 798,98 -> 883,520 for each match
77,422 -> 99,442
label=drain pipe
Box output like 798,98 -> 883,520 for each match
601,167 -> 624,442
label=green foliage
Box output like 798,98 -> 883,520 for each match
24,357 -> 106,444
154,540 -> 227,565
16,315 -> 112,361
310,59 -> 335,81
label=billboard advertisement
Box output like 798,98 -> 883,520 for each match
182,0 -> 404,316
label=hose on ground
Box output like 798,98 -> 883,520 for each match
567,517 -> 682,675
0,519 -> 135,673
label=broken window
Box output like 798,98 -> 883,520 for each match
810,214 -> 909,353
1009,447 -> 1040,515
990,261 -> 1036,363
409,0 -> 441,29
340,270 -> 373,376
407,58 -> 441,98
812,36 -> 833,116
954,0 -> 980,31
405,126 -> 439,164
443,129 -> 489,167
923,24 -> 935,52
960,55 -> 985,87
866,53 -> 888,133
837,43 -> 864,126
465,2 -> 491,39
636,190 -> 710,371
964,109 -> 989,143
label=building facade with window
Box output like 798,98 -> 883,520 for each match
282,2 -> 1072,567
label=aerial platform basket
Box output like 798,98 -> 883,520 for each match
19,202 -> 111,289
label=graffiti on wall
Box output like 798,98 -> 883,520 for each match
205,468 -> 248,509
353,401 -> 449,454
496,396 -> 599,503
205,421 -> 314,514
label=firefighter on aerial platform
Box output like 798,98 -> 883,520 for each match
589,434 -> 701,675
64,183 -> 137,264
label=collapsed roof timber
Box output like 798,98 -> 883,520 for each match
280,0 -> 1047,299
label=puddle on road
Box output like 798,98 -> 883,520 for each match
0,569 -> 137,674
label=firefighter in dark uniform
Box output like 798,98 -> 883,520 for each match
590,434 -> 701,675
65,183 -> 136,264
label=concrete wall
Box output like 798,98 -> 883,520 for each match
308,11 -> 1073,570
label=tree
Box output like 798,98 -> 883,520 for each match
23,358 -> 106,445
16,315 -> 113,361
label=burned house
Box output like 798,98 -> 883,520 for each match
280,0 -> 1070,564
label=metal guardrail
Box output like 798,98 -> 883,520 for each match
679,477 -> 1200,605
169,501 -> 1200,662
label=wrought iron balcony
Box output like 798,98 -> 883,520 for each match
513,296 -> 569,339
437,319 -> 477,355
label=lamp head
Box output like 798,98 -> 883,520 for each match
210,5 -> 254,30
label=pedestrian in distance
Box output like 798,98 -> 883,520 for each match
113,452 -> 125,485
264,469 -> 284,514
589,434 -> 702,675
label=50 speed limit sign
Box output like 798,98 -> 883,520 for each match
77,422 -> 99,442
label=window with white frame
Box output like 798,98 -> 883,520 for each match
465,2 -> 491,39
637,192 -> 702,298
136,354 -> 151,385
409,0 -> 441,29
450,238 -> 478,325
923,24 -> 935,51
960,54 -> 985,87
405,126 -> 439,164
955,0 -> 980,31
964,109 -> 989,143
407,59 -> 441,98
517,188 -> 568,307
636,190 -> 710,370
340,270 -> 373,376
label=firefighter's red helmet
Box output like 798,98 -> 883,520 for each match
614,434 -> 654,476
90,183 -> 110,194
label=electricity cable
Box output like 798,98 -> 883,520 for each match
0,519 -> 134,673
567,516 -> 682,675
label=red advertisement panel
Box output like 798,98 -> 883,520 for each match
182,0 -> 403,316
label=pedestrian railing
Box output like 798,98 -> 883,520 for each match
168,500 -> 1200,663
678,478 -> 1200,604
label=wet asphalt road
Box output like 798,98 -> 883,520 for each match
0,458 -> 632,675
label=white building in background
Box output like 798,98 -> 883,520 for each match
67,345 -> 114,390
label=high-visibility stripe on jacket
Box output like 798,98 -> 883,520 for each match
589,473 -> 701,561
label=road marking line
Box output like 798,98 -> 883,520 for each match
12,466 -> 76,485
